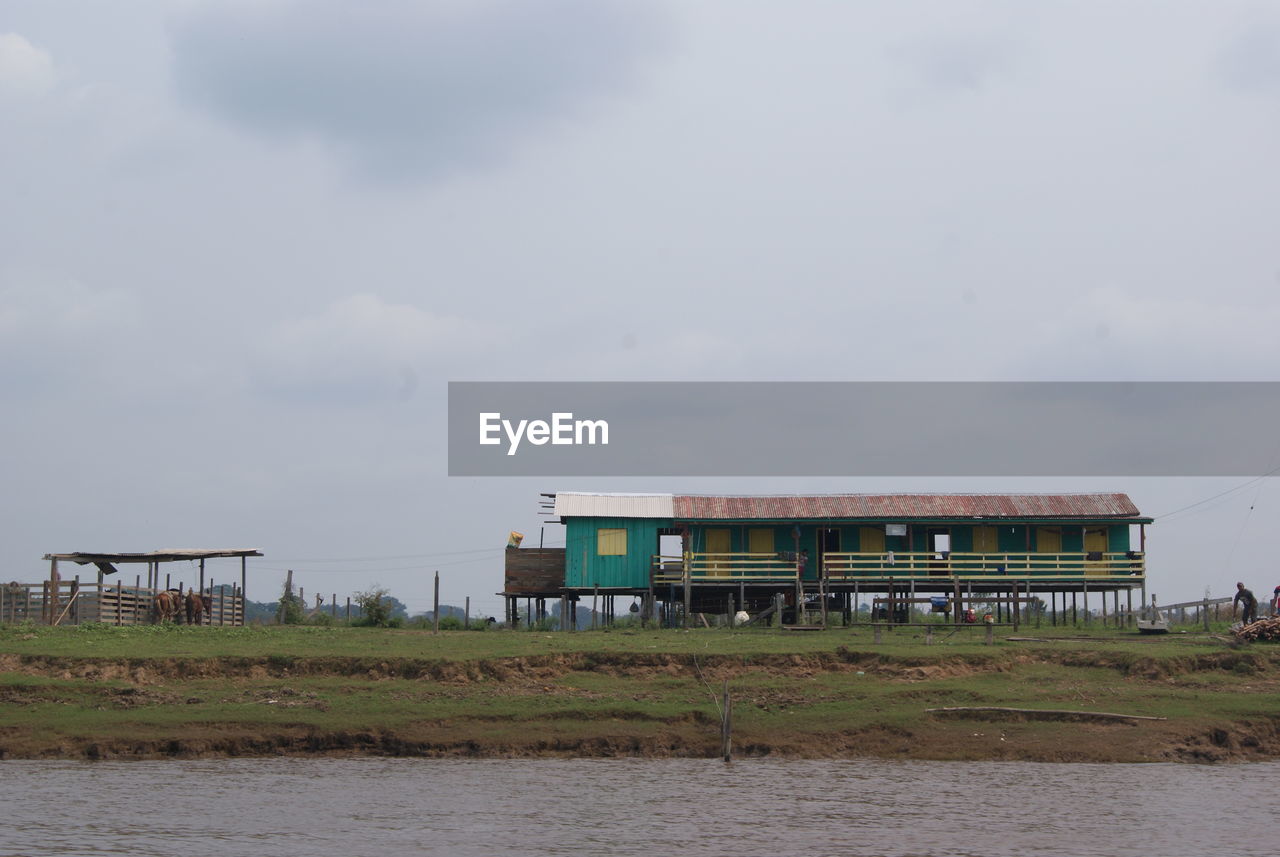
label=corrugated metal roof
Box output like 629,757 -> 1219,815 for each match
44,549 -> 264,563
671,493 -> 1144,520
554,493 -> 674,519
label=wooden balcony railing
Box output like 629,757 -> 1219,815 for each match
651,553 -> 800,585
822,551 -> 1144,579
650,550 -> 1144,584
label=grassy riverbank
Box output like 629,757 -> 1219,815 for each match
2,622 -> 1277,762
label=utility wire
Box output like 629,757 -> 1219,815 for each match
1152,464 -> 1280,521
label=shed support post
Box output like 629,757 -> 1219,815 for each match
48,558 -> 60,625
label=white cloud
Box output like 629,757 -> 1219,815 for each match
0,32 -> 56,99
1013,289 -> 1280,380
0,273 -> 136,339
255,294 -> 500,400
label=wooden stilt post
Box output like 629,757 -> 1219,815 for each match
1126,588 -> 1133,628
682,552 -> 691,630
199,559 -> 205,600
433,571 -> 440,634
1083,583 -> 1089,626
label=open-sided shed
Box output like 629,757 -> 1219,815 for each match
3,549 -> 265,626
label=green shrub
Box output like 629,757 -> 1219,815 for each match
352,587 -> 395,627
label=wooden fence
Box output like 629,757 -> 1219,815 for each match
0,581 -> 245,626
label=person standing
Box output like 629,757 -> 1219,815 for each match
1233,582 -> 1258,625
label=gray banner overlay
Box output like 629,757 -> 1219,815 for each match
448,382 -> 1280,476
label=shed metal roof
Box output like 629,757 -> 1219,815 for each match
43,549 -> 264,564
672,493 -> 1145,521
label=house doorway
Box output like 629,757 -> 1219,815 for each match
818,528 -> 841,579
927,527 -> 951,576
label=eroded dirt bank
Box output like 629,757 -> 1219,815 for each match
3,648 -> 1279,763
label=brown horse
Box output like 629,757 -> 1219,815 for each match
185,589 -> 210,625
153,589 -> 182,623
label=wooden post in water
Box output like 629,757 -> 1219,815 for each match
721,679 -> 732,763
433,571 -> 440,634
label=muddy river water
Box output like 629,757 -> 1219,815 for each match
3,758 -> 1277,856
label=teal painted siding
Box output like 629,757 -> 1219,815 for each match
1062,527 -> 1084,552
998,525 -> 1027,552
565,517 -> 672,589
1108,525 -> 1131,552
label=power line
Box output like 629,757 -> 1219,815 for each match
1152,466 -> 1280,522
267,547 -> 502,563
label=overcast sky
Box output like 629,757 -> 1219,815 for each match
3,1 -> 1280,615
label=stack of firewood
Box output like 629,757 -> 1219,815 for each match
1232,616 -> 1280,642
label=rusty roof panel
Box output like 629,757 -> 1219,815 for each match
671,493 -> 1143,520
